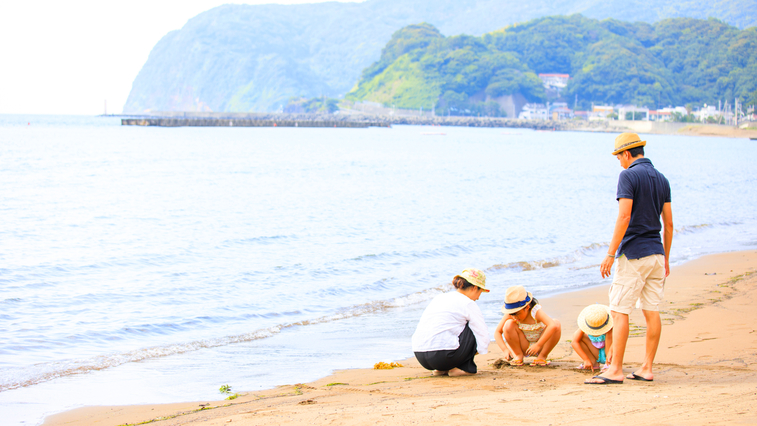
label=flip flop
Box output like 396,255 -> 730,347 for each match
530,359 -> 551,366
627,372 -> 653,382
585,375 -> 623,385
509,359 -> 525,366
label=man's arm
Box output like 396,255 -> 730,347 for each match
600,198 -> 633,279
661,202 -> 673,277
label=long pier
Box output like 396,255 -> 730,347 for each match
117,112 -> 622,132
122,118 -> 389,128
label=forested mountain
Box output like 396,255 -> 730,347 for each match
348,16 -> 757,113
123,0 -> 757,113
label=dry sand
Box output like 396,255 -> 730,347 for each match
44,250 -> 757,426
675,125 -> 757,139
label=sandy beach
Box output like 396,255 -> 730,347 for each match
674,125 -> 757,139
44,250 -> 757,426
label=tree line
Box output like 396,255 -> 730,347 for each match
345,15 -> 757,116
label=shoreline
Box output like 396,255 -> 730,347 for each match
44,249 -> 757,425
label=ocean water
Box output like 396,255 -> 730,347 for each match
1,115 -> 755,424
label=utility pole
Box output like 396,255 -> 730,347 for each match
719,100 -> 722,124
735,98 -> 739,126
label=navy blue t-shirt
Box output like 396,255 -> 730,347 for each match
616,158 -> 671,260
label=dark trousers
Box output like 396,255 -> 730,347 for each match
414,323 -> 478,373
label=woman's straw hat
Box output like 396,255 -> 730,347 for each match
577,304 -> 614,336
612,132 -> 646,155
459,268 -> 489,292
500,285 -> 533,314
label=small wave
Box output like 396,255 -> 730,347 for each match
488,242 -> 606,272
219,234 -> 295,248
0,283 -> 451,393
488,223 -> 716,273
0,326 -> 283,393
674,223 -> 712,235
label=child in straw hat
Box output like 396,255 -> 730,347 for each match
494,285 -> 561,366
572,304 -> 614,372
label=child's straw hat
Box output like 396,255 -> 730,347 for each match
500,285 -> 533,314
612,132 -> 646,155
577,304 -> 613,336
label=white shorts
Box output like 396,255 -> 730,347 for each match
609,254 -> 665,314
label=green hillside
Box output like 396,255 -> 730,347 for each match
347,16 -> 757,115
123,0 -> 757,113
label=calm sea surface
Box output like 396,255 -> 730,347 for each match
1,115 -> 756,424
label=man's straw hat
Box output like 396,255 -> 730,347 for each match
458,268 -> 489,292
500,285 -> 533,314
612,132 -> 646,155
577,304 -> 614,336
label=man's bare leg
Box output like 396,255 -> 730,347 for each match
629,309 -> 660,381
585,310 -> 628,383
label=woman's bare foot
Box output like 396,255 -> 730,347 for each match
448,368 -> 475,376
432,370 -> 449,376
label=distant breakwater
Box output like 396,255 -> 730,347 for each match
119,112 -> 623,132
121,118 -> 388,128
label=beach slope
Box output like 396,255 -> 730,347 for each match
44,250 -> 757,425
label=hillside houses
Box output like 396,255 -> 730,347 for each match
517,101 -> 748,124
512,72 -> 752,124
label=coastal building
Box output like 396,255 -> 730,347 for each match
518,103 -> 549,120
695,105 -> 720,122
538,74 -> 570,90
589,105 -> 614,120
574,110 -> 589,120
538,73 -> 570,97
648,110 -> 672,121
550,102 -> 574,120
617,105 -> 649,121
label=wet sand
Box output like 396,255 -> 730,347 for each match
44,250 -> 757,425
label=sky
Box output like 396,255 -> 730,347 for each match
0,0 -> 364,116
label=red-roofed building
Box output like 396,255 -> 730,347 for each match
538,74 -> 570,89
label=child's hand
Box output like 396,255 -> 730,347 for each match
525,344 -> 542,356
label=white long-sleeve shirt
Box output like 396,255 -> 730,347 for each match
411,291 -> 490,355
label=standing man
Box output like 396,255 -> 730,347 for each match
586,133 -> 673,385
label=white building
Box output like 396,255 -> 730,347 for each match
538,73 -> 570,97
648,110 -> 672,122
518,103 -> 549,120
695,105 -> 720,122
538,74 -> 570,90
618,105 -> 650,121
589,105 -> 614,120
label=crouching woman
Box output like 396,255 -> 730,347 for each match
411,268 -> 491,376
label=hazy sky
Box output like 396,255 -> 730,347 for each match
0,0 -> 364,116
